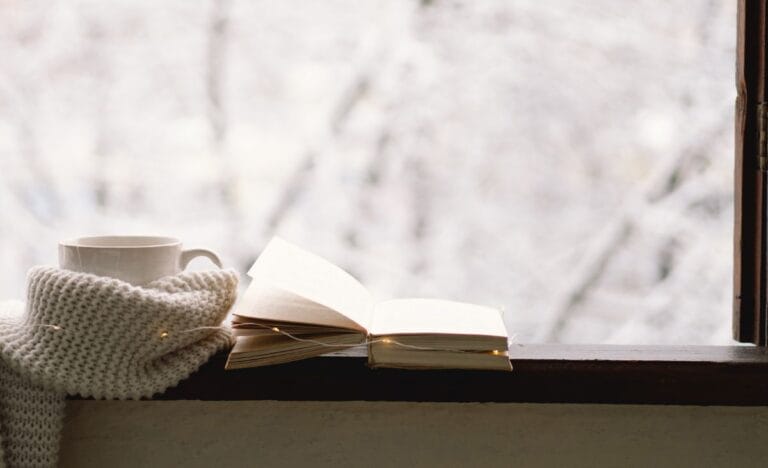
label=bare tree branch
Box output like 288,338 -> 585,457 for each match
539,116 -> 731,342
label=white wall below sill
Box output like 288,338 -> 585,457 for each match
60,401 -> 768,468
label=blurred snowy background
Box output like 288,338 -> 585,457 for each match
0,0 -> 736,344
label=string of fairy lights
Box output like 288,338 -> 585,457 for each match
20,322 -> 510,356
231,322 -> 507,355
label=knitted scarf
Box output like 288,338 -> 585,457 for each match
0,266 -> 238,467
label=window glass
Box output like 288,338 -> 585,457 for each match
0,0 -> 735,344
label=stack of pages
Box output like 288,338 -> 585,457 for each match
226,238 -> 512,371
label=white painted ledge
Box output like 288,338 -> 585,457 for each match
61,401 -> 768,468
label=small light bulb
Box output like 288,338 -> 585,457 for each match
382,338 -> 392,344
160,331 -> 169,338
271,327 -> 280,333
51,325 -> 61,331
492,350 -> 500,355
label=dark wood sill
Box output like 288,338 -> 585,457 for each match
134,344 -> 768,406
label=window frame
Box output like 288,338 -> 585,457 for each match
735,0 -> 768,345
150,346 -> 768,405
86,0 -> 768,405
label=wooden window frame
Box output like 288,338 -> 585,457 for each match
735,0 -> 768,345
151,346 -> 768,406
79,0 -> 767,405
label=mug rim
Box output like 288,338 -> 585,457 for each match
60,236 -> 181,249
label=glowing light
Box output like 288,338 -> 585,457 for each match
51,325 -> 61,331
492,350 -> 500,355
382,338 -> 392,344
160,331 -> 169,338
271,327 -> 280,333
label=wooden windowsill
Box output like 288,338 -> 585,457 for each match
101,344 -> 768,406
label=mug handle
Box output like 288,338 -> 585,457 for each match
180,248 -> 223,270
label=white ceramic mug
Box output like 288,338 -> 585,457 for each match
58,236 -> 222,285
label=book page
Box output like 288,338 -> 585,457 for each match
369,298 -> 508,338
226,332 -> 365,369
235,283 -> 364,331
246,237 -> 374,331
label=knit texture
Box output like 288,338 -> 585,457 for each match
0,267 -> 238,467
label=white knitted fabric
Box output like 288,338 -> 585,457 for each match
0,266 -> 238,467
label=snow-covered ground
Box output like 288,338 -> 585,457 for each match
0,0 -> 737,344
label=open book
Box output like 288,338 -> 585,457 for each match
226,237 -> 512,371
